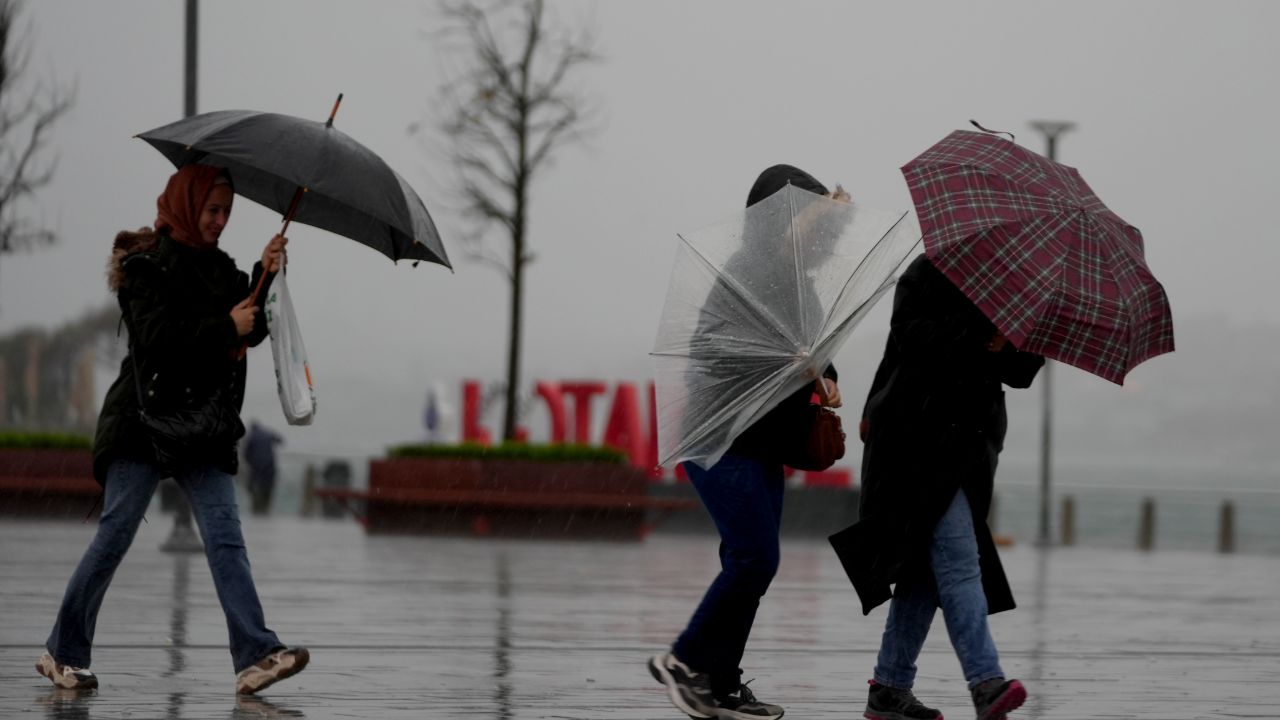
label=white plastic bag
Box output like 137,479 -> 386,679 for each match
265,272 -> 316,425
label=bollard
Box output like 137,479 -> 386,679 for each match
1218,500 -> 1236,554
1137,497 -> 1156,551
300,463 -> 318,518
1060,495 -> 1075,546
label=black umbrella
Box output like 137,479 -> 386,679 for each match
136,95 -> 451,276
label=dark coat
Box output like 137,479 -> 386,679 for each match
92,230 -> 272,484
831,254 -> 1042,615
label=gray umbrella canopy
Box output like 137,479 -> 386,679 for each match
137,108 -> 450,268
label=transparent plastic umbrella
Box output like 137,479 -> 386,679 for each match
652,184 -> 921,470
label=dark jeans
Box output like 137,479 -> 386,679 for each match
46,459 -> 283,673
673,454 -> 784,698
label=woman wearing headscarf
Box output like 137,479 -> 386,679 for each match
649,165 -> 844,720
36,164 -> 308,695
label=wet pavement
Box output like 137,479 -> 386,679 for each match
1,516 -> 1277,719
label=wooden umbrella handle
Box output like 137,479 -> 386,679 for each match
237,93 -> 342,359
248,187 -> 304,304
235,187 -> 305,359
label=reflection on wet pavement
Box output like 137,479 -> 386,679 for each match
35,688 -> 93,720
232,694 -> 307,718
3,517 -> 1277,719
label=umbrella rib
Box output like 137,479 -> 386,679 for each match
1089,214 -> 1138,370
788,186 -> 809,342
685,303 -> 797,355
812,277 -> 897,358
660,361 -> 799,467
815,211 -> 918,340
650,350 -> 796,361
676,232 -> 797,346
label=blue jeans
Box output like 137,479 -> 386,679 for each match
46,459 -> 283,673
673,454 -> 784,698
874,489 -> 1004,690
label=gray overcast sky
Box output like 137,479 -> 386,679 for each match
2,1 -> 1277,483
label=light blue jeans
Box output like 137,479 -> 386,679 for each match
46,459 -> 283,673
873,489 -> 1004,690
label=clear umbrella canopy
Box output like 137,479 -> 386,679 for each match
653,184 -> 921,470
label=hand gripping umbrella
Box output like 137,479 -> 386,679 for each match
137,95 -> 451,361
652,184 -> 920,471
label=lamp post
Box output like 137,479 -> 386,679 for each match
1028,119 -> 1075,548
161,0 -> 204,554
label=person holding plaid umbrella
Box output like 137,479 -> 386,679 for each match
850,254 -> 1042,720
834,126 -> 1171,719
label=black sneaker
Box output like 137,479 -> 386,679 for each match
715,680 -> 784,720
649,652 -> 718,719
971,677 -> 1026,720
864,679 -> 943,720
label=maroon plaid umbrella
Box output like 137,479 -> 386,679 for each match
901,129 -> 1174,384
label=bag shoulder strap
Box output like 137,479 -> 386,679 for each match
128,341 -> 150,414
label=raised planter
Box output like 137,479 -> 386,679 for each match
0,447 -> 100,519
326,454 -> 694,540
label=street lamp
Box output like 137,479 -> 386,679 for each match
161,0 -> 205,554
1028,119 -> 1075,548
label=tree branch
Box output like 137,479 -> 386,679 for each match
0,0 -> 72,255
424,0 -> 596,440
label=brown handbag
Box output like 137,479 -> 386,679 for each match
784,404 -> 847,471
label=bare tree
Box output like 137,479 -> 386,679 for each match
0,0 -> 72,255
429,0 -> 596,441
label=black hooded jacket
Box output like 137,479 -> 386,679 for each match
722,165 -> 838,464
93,230 -> 273,483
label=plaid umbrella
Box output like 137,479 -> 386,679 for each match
901,129 -> 1174,384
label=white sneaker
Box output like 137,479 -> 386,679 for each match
36,651 -> 98,690
235,647 -> 310,695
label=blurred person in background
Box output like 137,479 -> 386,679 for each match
244,420 -> 283,515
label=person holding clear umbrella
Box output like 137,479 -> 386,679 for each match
649,164 -> 845,720
36,164 -> 308,695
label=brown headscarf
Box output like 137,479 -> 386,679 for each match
154,164 -> 232,248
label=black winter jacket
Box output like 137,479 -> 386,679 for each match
92,231 -> 272,483
839,254 -> 1043,614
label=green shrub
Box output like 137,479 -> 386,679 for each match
387,442 -> 627,464
0,430 -> 93,450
